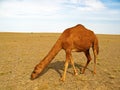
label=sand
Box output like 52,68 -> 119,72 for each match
0,33 -> 120,90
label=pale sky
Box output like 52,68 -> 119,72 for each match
0,0 -> 120,34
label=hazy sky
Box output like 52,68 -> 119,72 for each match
0,0 -> 120,34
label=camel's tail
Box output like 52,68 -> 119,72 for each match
31,39 -> 62,80
95,36 -> 99,55
92,35 -> 99,55
92,35 -> 99,74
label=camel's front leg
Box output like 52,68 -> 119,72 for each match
60,50 -> 71,81
70,55 -> 78,76
60,60 -> 69,81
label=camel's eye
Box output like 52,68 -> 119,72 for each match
33,71 -> 36,73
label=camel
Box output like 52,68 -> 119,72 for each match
31,24 -> 99,81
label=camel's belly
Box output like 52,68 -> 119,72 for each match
72,48 -> 80,52
72,44 -> 91,52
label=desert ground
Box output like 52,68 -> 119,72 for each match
0,33 -> 120,90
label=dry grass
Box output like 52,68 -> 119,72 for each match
0,33 -> 120,90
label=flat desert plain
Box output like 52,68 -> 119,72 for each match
0,33 -> 120,90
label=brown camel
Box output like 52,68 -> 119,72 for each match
31,24 -> 99,81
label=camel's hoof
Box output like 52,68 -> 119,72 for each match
81,71 -> 84,74
81,68 -> 85,74
93,72 -> 96,75
60,78 -> 65,82
74,72 -> 78,76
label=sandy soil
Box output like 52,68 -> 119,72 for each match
0,33 -> 120,90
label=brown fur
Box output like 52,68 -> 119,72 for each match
31,24 -> 99,81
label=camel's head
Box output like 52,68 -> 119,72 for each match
31,71 -> 39,80
31,65 -> 43,80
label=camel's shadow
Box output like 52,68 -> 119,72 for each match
39,60 -> 85,78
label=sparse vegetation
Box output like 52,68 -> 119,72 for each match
0,33 -> 120,90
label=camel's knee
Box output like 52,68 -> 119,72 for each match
64,61 -> 69,67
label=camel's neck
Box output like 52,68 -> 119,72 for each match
39,39 -> 62,66
31,39 -> 62,79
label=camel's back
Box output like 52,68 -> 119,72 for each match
60,24 -> 96,51
61,24 -> 95,39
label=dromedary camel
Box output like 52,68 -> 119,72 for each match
31,24 -> 99,81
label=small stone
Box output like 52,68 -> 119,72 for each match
109,75 -> 115,79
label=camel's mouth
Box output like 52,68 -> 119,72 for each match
31,71 -> 38,80
31,69 -> 43,80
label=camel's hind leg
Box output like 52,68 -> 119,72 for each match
93,49 -> 97,74
93,37 -> 99,74
81,49 -> 92,74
